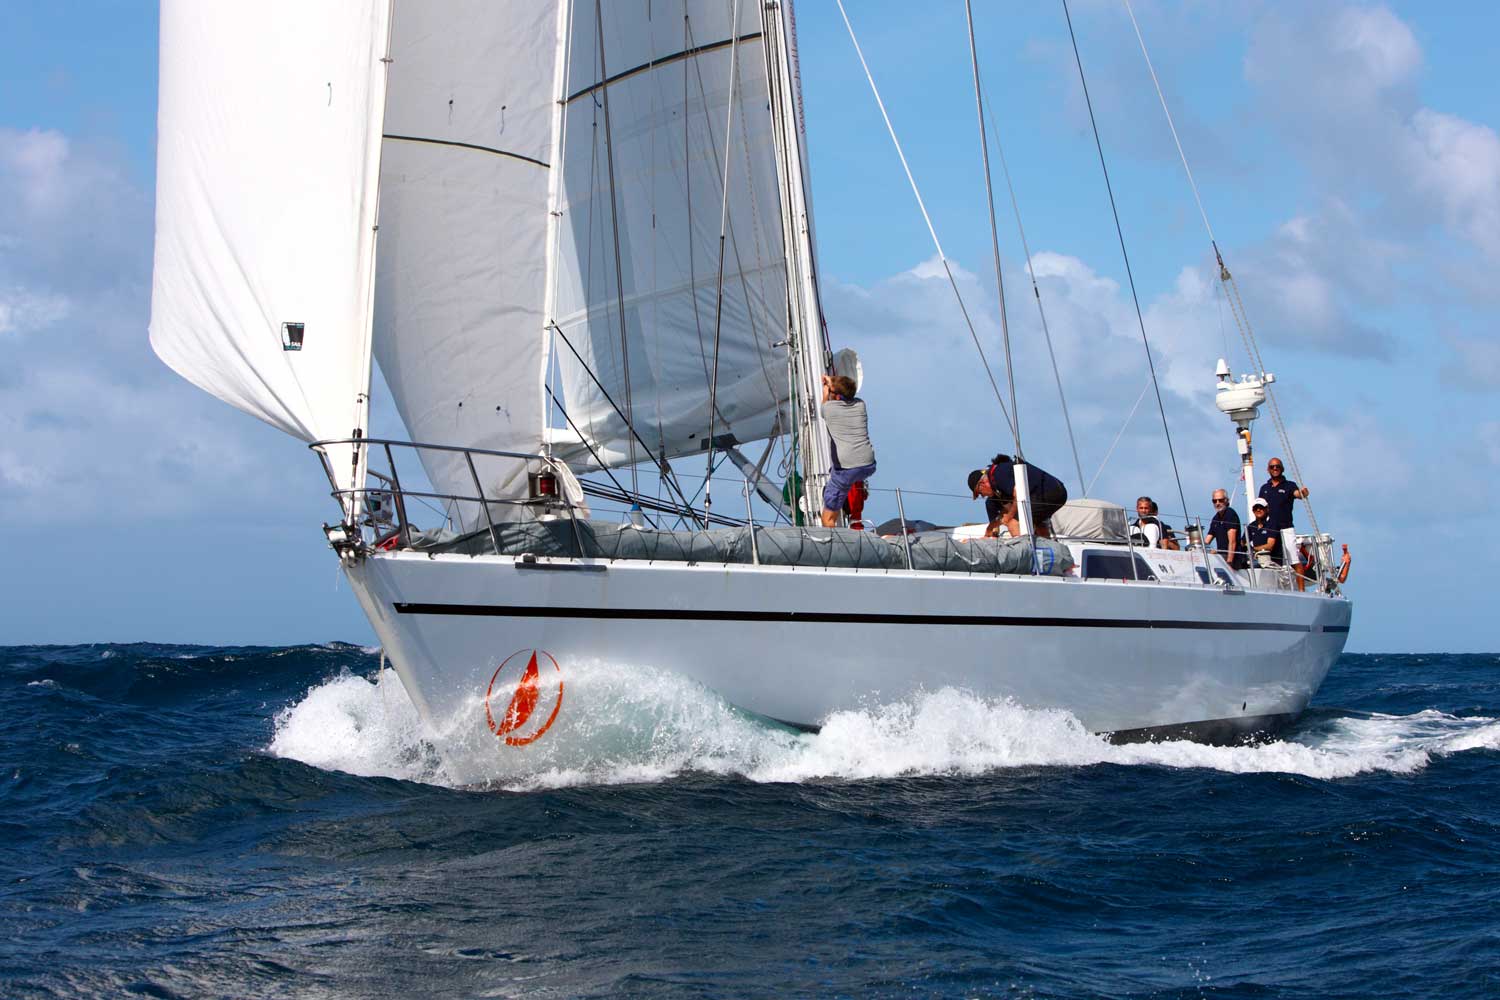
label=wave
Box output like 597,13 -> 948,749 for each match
267,660 -> 1500,791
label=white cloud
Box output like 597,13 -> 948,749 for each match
826,251 -> 1269,527
1405,109 -> 1500,262
0,126 -> 150,314
0,286 -> 71,337
0,128 -> 338,526
0,128 -> 71,214
1245,4 -> 1500,267
1229,203 -> 1400,359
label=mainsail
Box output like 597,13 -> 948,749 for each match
546,0 -> 800,470
148,1 -> 391,498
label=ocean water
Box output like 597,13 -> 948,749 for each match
3,646 -> 1498,999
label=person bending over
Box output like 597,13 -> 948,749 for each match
967,455 -> 1068,539
819,374 -> 875,529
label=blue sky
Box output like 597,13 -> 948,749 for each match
2,2 -> 1497,652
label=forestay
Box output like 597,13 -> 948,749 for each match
149,1 -> 390,497
548,0 -> 794,469
373,0 -> 564,506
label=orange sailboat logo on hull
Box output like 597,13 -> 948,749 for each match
484,649 -> 564,746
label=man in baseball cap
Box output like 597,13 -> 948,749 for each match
1247,496 -> 1280,566
966,455 -> 1068,538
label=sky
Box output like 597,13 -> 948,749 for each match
2,1 -> 1497,652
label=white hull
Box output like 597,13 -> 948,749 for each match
345,550 -> 1351,769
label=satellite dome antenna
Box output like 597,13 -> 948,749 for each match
1214,359 -> 1275,521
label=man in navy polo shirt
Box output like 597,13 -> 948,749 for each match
1247,497 -> 1280,565
967,454 -> 1068,539
1257,457 -> 1308,533
1207,487 -> 1245,569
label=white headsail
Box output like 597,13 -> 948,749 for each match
373,0 -> 565,506
547,0 -> 798,470
149,1 -> 391,498
151,0 -> 828,517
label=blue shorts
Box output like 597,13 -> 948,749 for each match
823,463 -> 875,511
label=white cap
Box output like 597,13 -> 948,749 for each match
1251,497 -> 1268,509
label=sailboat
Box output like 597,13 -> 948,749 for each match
149,1 -> 1351,777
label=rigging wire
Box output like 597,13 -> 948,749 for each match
1062,0 -> 1190,524
545,386 -> 659,529
593,0 -> 640,495
702,0 -> 745,518
834,0 -> 1015,441
1087,378 -> 1152,497
1122,0 -> 1321,539
550,322 -> 705,526
964,0 -> 1022,461
759,6 -> 827,516
683,14 -> 782,429
984,100 -> 1089,496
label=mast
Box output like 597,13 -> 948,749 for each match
540,0 -> 576,461
963,0 -> 1032,538
762,0 -> 831,518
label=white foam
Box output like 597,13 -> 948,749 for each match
268,669 -> 449,784
267,662 -> 1500,791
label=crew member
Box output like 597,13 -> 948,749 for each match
1258,457 -> 1308,534
820,374 -> 876,529
1132,496 -> 1180,550
967,455 -> 1068,538
1248,497 -> 1279,566
1207,488 -> 1244,568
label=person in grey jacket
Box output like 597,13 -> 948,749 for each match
819,374 -> 875,528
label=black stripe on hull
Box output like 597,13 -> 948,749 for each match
393,601 -> 1319,633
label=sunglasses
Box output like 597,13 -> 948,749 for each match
1212,498 -> 1228,504
1268,465 -> 1284,471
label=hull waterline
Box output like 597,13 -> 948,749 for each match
343,550 -> 1351,774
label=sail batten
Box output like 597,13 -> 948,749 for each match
382,133 -> 551,169
564,32 -> 766,105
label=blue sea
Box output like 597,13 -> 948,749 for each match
3,645 -> 1498,998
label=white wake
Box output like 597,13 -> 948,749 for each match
267,661 -> 1500,791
